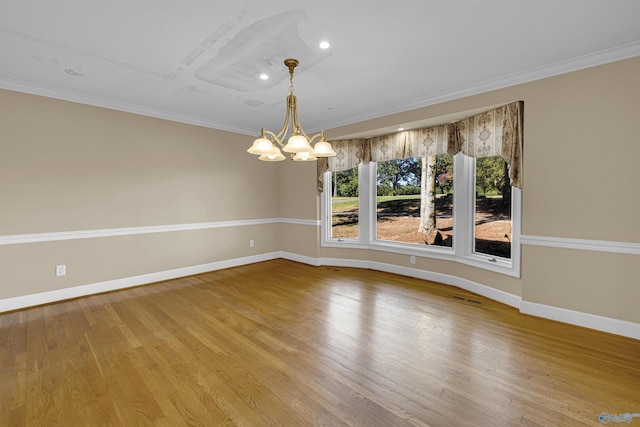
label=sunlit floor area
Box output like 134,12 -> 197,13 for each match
1,259 -> 638,426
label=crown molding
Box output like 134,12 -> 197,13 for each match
2,42 -> 639,134
0,78 -> 254,136
312,41 -> 640,131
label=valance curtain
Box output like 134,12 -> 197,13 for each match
317,139 -> 368,193
317,101 -> 524,193
369,125 -> 449,162
448,101 -> 524,189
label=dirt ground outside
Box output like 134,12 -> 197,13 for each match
332,195 -> 512,258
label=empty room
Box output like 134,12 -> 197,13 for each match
1,2 -> 639,426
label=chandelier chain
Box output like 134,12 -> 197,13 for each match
289,71 -> 295,95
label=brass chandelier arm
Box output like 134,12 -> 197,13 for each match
262,94 -> 325,147
289,94 -> 326,143
290,94 -> 307,138
275,95 -> 296,146
304,131 -> 326,145
258,127 -> 274,139
247,58 -> 336,161
261,95 -> 295,148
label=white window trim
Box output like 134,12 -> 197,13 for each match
459,155 -> 522,277
320,163 -> 366,249
321,155 -> 522,278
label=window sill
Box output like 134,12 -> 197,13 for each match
321,239 -> 520,277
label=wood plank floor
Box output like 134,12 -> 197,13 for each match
1,259 -> 638,426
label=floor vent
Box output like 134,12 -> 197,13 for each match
452,295 -> 482,305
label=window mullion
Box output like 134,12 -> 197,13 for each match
358,162 -> 374,244
452,153 -> 471,257
321,171 -> 332,245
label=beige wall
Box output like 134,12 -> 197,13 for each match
277,159 -> 319,221
520,62 -> 639,242
1,57 -> 639,328
0,91 -> 280,298
282,57 -> 640,324
1,91 -> 281,233
522,246 -> 639,322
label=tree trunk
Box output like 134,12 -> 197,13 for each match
418,156 -> 437,234
501,160 -> 511,208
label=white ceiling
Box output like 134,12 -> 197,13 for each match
1,1 -> 639,139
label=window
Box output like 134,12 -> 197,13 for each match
330,167 -> 359,240
320,101 -> 523,276
375,155 -> 454,247
322,153 -> 521,277
474,156 -> 511,259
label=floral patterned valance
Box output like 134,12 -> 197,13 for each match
318,101 -> 524,193
316,139 -> 368,193
448,101 -> 524,189
370,125 -> 449,162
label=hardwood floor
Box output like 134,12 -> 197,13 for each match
1,259 -> 638,426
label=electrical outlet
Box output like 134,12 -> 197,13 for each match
410,256 -> 416,264
56,264 -> 66,276
249,240 -> 255,248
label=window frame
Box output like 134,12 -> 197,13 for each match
321,153 -> 522,277
321,163 -> 367,249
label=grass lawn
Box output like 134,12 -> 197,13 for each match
332,195 -> 421,212
331,197 -> 359,212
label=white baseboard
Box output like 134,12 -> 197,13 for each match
520,301 -> 640,340
0,252 -> 280,312
313,256 -> 522,308
281,253 -> 637,339
366,260 -> 522,308
2,252 -> 637,340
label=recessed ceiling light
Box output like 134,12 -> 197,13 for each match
397,127 -> 405,131
319,41 -> 330,49
259,73 -> 269,80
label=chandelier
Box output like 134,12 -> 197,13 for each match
247,58 -> 337,162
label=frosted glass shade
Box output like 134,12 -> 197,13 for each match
293,152 -> 317,162
259,145 -> 285,162
247,137 -> 274,155
311,140 -> 337,157
283,134 -> 312,153
259,152 -> 286,162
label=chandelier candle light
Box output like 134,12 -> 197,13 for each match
247,58 -> 337,162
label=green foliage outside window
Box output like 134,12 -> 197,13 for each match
475,156 -> 508,196
332,168 -> 358,197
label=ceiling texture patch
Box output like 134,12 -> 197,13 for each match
194,9 -> 331,92
1,1 -> 638,136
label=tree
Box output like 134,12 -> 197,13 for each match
418,156 -> 437,234
475,156 -> 506,196
435,154 -> 453,194
376,158 -> 420,196
333,168 -> 358,197
501,159 -> 511,208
